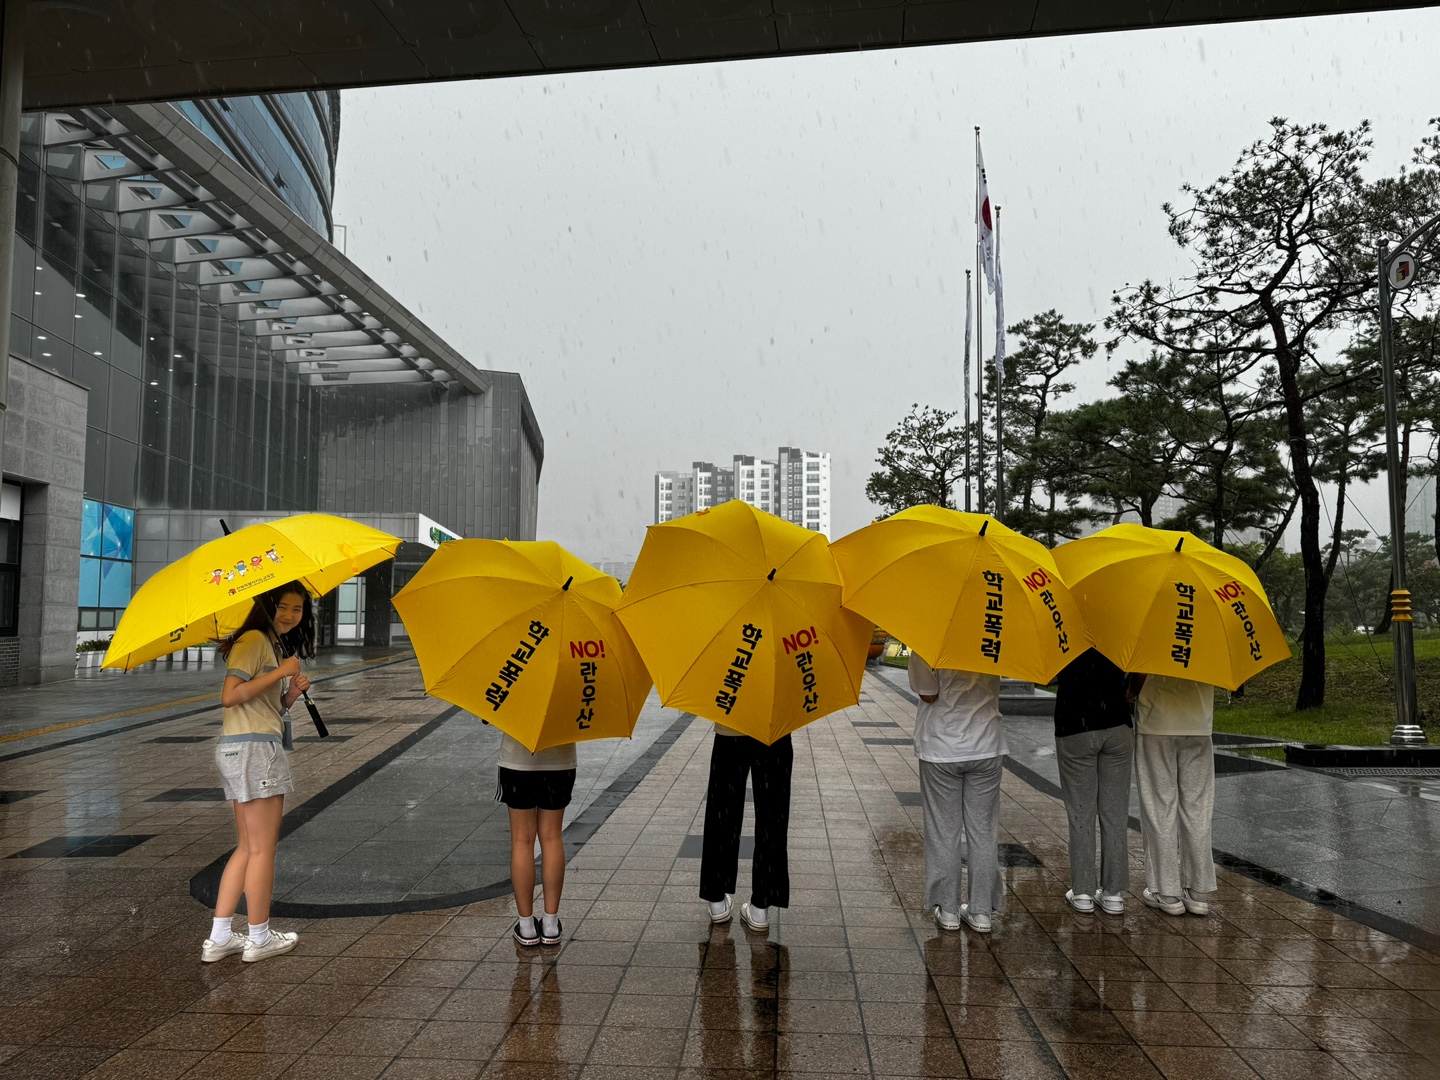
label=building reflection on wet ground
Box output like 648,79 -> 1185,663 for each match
1,653 -> 1437,1078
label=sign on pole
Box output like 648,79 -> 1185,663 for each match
1388,251 -> 1417,290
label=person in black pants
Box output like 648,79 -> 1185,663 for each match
1053,648 -> 1134,916
699,727 -> 793,933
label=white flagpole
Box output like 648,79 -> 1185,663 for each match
974,127 -> 986,514
995,205 -> 1005,520
963,268 -> 973,512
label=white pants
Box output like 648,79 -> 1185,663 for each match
1133,733 -> 1216,898
919,755 -> 1005,916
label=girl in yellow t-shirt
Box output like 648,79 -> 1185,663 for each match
200,580 -> 314,964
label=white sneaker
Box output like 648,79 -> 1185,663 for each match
200,934 -> 246,963
1064,890 -> 1095,914
1142,888 -> 1185,916
242,929 -> 298,962
739,902 -> 769,933
933,906 -> 961,931
959,904 -> 991,933
1096,891 -> 1126,915
708,897 -> 733,924
1182,888 -> 1211,916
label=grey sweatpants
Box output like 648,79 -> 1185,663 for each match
1134,733 -> 1217,898
1055,725 -> 1134,896
919,755 -> 1005,916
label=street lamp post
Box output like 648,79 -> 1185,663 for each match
1377,215 -> 1440,746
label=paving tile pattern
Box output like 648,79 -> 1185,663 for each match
1,660 -> 1437,1078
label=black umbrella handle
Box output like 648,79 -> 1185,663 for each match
302,696 -> 329,739
277,638 -> 328,738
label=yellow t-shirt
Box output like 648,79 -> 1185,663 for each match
222,630 -> 286,741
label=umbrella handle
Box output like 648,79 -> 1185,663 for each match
302,696 -> 329,738
277,638 -> 328,739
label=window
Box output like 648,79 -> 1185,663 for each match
807,498 -> 821,507
0,484 -> 20,637
116,241 -> 147,313
41,175 -> 81,270
111,305 -> 143,379
33,262 -> 77,341
78,499 -> 134,626
807,485 -> 820,495
806,461 -> 820,472
336,578 -> 364,641
176,100 -> 241,158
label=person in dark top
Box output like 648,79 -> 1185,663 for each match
1053,648 -> 1134,915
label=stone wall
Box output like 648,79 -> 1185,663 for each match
0,637 -> 18,687
2,355 -> 88,684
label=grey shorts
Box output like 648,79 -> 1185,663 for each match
215,740 -> 293,803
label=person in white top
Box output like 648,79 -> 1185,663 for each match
496,734 -> 578,946
1128,672 -> 1217,916
909,653 -> 1005,933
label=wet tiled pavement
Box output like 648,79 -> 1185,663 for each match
2,657 -> 1438,1078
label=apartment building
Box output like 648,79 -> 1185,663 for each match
653,447 -> 830,536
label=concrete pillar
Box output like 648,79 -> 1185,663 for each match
362,562 -> 393,647
316,589 -> 337,648
4,357 -> 87,683
0,0 -> 23,464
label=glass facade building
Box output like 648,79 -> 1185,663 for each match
8,104 -> 326,633
174,94 -> 339,238
1,95 -> 541,683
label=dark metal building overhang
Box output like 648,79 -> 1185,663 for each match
19,1 -> 1440,111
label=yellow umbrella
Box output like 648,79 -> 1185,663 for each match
392,539 -> 652,752
104,514 -> 401,670
1051,523 -> 1290,690
614,500 -> 872,744
831,505 -> 1091,684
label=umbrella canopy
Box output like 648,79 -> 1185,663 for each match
104,514 -> 401,670
1051,523 -> 1291,691
615,500 -> 871,744
392,539 -> 652,752
831,505 -> 1091,685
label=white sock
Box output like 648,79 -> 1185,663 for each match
248,920 -> 270,945
517,915 -> 536,938
541,913 -> 560,938
748,904 -> 769,925
708,899 -> 729,917
211,917 -> 233,944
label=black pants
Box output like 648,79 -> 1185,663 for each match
699,732 -> 793,909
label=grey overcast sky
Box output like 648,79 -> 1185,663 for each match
330,9 -> 1440,564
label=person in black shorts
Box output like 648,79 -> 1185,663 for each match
497,733 -> 576,945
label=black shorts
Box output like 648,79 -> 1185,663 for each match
496,766 -> 576,811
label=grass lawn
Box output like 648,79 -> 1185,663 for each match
1216,632 -> 1440,746
878,634 -> 1439,747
